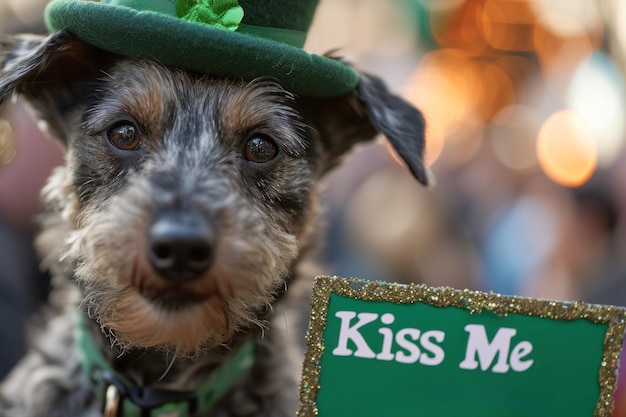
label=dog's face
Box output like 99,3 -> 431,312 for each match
0,31 -> 427,355
59,62 -> 317,354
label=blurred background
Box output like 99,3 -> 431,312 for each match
1,0 -> 626,412
306,0 -> 626,306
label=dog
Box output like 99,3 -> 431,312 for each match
0,24 -> 427,417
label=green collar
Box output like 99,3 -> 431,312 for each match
74,311 -> 255,417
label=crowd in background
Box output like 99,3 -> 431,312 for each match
1,0 -> 626,413
306,0 -> 626,306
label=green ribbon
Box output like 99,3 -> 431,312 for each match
82,0 -> 307,48
176,0 -> 244,32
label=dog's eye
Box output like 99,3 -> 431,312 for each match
107,123 -> 141,151
243,135 -> 278,163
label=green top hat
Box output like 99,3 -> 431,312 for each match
44,0 -> 359,97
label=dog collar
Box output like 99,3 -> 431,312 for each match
74,311 -> 255,417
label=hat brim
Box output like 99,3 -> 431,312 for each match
44,0 -> 359,97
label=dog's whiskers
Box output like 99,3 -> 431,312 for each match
255,319 -> 268,340
157,350 -> 179,382
277,303 -> 289,335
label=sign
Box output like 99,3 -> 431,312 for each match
298,276 -> 626,417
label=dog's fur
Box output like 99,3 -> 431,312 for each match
0,30 -> 427,416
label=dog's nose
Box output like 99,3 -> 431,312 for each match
147,211 -> 215,281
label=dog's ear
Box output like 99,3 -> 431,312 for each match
357,73 -> 430,185
297,70 -> 429,186
0,30 -> 114,141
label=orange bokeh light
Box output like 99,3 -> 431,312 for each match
431,1 -> 488,54
404,46 -> 524,166
404,49 -> 481,166
480,0 -> 537,51
533,14 -> 600,74
536,110 -> 598,187
476,61 -> 516,121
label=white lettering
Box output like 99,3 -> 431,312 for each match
509,341 -> 533,372
332,311 -> 377,358
419,330 -> 445,366
459,324 -> 534,373
331,312 -> 533,373
394,328 -> 421,364
459,324 -> 516,373
376,313 -> 396,361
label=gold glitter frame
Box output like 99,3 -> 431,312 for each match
298,276 -> 626,417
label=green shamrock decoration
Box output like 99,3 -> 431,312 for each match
176,0 -> 244,31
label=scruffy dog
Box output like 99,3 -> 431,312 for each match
0,23 -> 427,417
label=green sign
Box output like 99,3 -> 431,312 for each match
299,277 -> 626,417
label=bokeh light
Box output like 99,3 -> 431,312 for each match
431,1 -> 488,54
477,62 -> 516,121
567,52 -> 626,168
533,17 -> 595,77
536,110 -> 598,187
402,0 -> 616,189
531,0 -> 603,39
404,49 -> 481,166
490,105 -> 540,172
481,0 -> 536,51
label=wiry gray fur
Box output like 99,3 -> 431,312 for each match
0,30 -> 426,416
